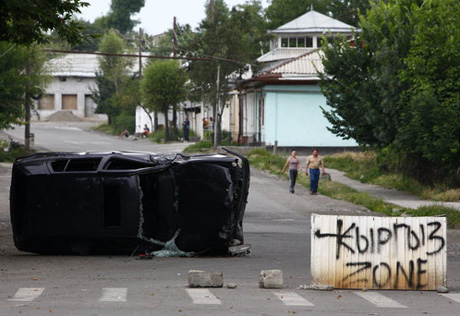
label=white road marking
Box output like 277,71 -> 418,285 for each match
185,289 -> 221,305
8,288 -> 44,302
441,293 -> 460,304
273,291 -> 314,306
354,292 -> 407,308
99,288 -> 127,302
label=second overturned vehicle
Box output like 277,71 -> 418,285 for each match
10,148 -> 250,255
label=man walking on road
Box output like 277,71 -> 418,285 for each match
306,149 -> 325,195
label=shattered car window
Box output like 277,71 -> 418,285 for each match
10,148 -> 250,256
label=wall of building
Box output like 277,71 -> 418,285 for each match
263,84 -> 357,147
36,77 -> 106,120
135,106 -> 203,140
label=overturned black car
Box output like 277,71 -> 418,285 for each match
10,148 -> 250,255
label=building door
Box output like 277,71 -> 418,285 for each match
62,94 -> 77,110
38,94 -> 55,110
85,95 -> 94,117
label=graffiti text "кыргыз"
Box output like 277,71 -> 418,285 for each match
314,219 -> 445,260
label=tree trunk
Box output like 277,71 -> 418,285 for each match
172,107 -> 177,129
163,109 -> 169,142
154,111 -> 158,131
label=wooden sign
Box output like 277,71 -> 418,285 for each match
311,214 -> 447,290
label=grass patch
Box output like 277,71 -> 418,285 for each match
0,140 -> 33,162
92,122 -> 117,135
325,151 -> 460,202
149,130 -> 165,144
183,140 -> 214,154
247,148 -> 460,229
246,148 -> 286,174
405,206 -> 460,229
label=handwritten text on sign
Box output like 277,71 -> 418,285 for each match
311,215 -> 446,290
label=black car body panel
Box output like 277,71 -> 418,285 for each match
10,148 -> 250,255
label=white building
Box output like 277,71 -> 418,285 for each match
37,53 -> 105,120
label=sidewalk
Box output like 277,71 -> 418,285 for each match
327,168 -> 460,211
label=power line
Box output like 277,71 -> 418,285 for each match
44,48 -> 253,67
43,49 -> 213,61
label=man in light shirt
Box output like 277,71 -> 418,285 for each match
305,149 -> 326,195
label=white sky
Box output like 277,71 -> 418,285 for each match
77,0 -> 269,36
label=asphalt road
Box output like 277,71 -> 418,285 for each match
2,122 -> 460,315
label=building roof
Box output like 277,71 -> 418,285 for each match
257,48 -> 311,63
270,10 -> 357,34
270,49 -> 324,78
47,53 -> 100,77
238,50 -> 325,89
46,53 -> 149,78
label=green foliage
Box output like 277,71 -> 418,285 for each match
106,0 -> 145,34
92,31 -> 135,127
92,122 -> 115,135
0,140 -> 31,162
70,19 -> 104,51
0,0 -> 89,45
247,148 -> 286,173
182,0 -> 267,146
265,0 -> 329,29
320,0 -> 460,183
112,111 -> 135,135
141,60 -> 188,142
264,0 -> 374,29
183,141 -> 213,153
149,130 -> 165,144
92,74 -> 117,122
326,151 -> 460,202
396,0 -> 460,182
405,207 -> 460,229
0,43 -> 48,129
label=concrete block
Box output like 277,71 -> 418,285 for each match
187,270 -> 223,288
437,286 -> 449,293
259,270 -> 283,289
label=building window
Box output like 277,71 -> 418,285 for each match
281,36 -> 316,48
62,94 -> 77,110
281,38 -> 288,47
297,37 -> 306,47
38,94 -> 55,110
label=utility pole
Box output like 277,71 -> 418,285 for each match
24,56 -> 32,151
138,28 -> 144,79
213,64 -> 220,148
173,17 -> 177,58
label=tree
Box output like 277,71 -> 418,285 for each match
0,43 -> 48,150
397,0 -> 460,181
320,0 -> 460,184
265,0 -> 330,29
320,0 -> 415,148
106,0 -> 145,34
0,0 -> 89,45
326,0 -> 378,26
141,60 -> 188,142
265,0 -> 380,29
92,30 -> 132,126
183,0 -> 267,146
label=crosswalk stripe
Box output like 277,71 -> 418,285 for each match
99,288 -> 127,302
185,289 -> 221,305
354,292 -> 407,308
8,288 -> 45,302
441,294 -> 460,303
273,291 -> 314,306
